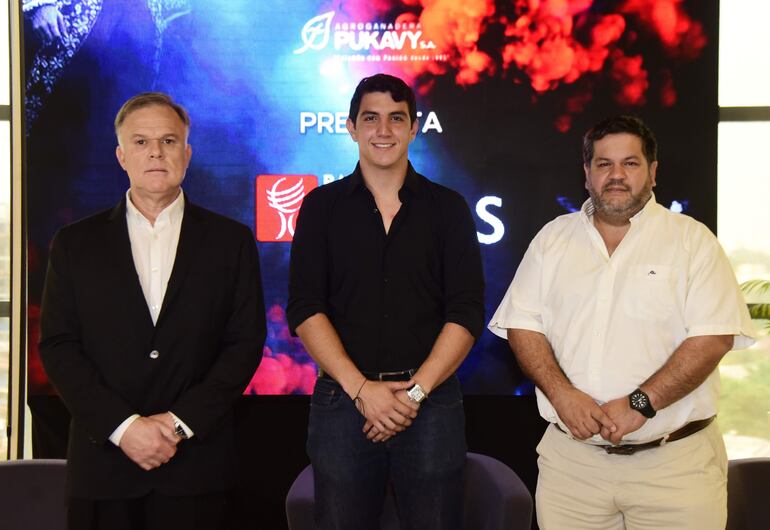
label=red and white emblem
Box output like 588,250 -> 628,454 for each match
255,174 -> 317,242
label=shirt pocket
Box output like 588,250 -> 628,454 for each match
622,264 -> 676,322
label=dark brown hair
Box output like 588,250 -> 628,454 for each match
583,115 -> 657,165
348,74 -> 417,125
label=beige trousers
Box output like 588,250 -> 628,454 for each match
536,422 -> 728,530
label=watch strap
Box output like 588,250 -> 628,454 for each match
174,420 -> 189,440
629,388 -> 656,419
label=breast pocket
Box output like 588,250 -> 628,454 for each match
622,264 -> 677,322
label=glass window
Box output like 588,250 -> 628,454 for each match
0,119 -> 8,459
719,0 -> 770,107
0,0 -> 9,105
717,121 -> 770,459
717,122 -> 770,268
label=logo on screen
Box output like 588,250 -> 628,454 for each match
294,11 -> 334,54
256,175 -> 317,242
293,11 -> 440,59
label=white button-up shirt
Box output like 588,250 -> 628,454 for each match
109,190 -> 192,445
489,195 -> 755,443
126,190 -> 184,325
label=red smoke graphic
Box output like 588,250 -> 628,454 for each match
245,304 -> 317,395
340,0 -> 706,130
419,0 -> 497,85
619,0 -> 707,59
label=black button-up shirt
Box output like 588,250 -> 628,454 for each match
288,162 -> 484,372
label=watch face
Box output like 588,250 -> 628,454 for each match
408,385 -> 425,403
631,392 -> 648,410
174,423 -> 188,439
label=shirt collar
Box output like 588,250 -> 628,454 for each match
125,189 -> 185,226
344,161 -> 425,198
344,164 -> 365,195
402,163 -> 424,197
630,192 -> 658,223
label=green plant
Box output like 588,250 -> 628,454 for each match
741,280 -> 770,328
720,349 -> 770,438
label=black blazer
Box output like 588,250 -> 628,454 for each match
39,197 -> 266,498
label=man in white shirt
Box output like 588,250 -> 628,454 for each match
489,115 -> 755,529
40,92 -> 265,529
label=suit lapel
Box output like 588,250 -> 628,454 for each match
156,198 -> 206,326
105,200 -> 155,330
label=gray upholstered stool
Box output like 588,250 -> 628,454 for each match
0,459 -> 67,530
286,452 -> 533,530
727,457 -> 770,530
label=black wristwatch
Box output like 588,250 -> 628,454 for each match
629,388 -> 656,419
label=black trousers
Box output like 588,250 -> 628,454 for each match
68,490 -> 233,530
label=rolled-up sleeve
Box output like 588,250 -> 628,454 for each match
488,233 -> 545,339
683,223 -> 755,350
442,193 -> 485,339
287,188 -> 329,335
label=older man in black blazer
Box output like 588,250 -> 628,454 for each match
39,92 -> 266,530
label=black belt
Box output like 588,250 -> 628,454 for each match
554,416 -> 715,455
318,368 -> 417,382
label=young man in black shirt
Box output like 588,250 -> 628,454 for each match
288,74 -> 484,529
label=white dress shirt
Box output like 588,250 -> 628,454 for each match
126,190 -> 185,325
109,190 -> 193,445
489,194 -> 755,443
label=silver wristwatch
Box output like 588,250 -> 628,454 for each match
406,383 -> 427,403
173,420 -> 189,440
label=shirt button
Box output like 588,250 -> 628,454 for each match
373,208 -> 379,213
149,350 -> 160,359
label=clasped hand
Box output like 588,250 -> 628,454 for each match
118,413 -> 180,471
354,380 -> 420,443
552,388 -> 646,444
